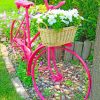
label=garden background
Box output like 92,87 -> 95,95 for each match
0,0 -> 99,61
0,0 -> 100,100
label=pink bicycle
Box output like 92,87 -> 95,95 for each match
10,0 -> 91,100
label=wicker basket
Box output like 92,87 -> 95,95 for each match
39,26 -> 77,47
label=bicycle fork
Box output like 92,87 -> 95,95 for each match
47,47 -> 63,82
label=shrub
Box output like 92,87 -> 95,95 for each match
49,0 -> 99,41
32,9 -> 83,30
30,0 -> 99,41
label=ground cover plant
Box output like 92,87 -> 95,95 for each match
16,57 -> 32,87
0,0 -> 18,39
0,50 -> 23,100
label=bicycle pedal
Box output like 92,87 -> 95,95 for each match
52,73 -> 63,82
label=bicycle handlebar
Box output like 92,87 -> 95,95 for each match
44,0 -> 65,10
52,1 -> 65,9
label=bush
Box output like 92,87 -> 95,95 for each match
1,0 -> 98,41
50,0 -> 99,41
72,0 -> 99,41
30,0 -> 99,41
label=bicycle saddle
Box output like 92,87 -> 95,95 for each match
15,0 -> 34,9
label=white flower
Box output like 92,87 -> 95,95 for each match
71,9 -> 79,18
67,13 -> 73,22
62,20 -> 69,25
37,18 -> 43,23
42,14 -> 46,19
71,9 -> 78,14
30,14 -> 34,19
60,15 -> 66,20
47,15 -> 57,25
80,16 -> 84,20
33,14 -> 42,19
32,8 -> 83,28
73,13 -> 79,17
51,9 -> 60,15
48,18 -> 56,25
48,15 -> 55,19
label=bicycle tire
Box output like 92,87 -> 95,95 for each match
28,45 -> 91,100
10,19 -> 26,58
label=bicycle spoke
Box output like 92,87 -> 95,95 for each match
29,46 -> 91,100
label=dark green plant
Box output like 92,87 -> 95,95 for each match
43,88 -> 53,97
37,0 -> 99,41
88,53 -> 93,63
65,0 -> 99,41
74,0 -> 99,41
74,93 -> 84,100
29,0 -> 44,4
33,97 -> 37,100
16,58 -> 32,87
70,60 -> 79,65
65,80 -> 73,86
30,19 -> 38,37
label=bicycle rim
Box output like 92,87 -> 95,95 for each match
29,46 -> 91,100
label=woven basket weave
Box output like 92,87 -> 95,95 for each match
39,26 -> 77,47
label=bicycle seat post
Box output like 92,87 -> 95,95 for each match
25,7 -> 31,49
15,0 -> 34,49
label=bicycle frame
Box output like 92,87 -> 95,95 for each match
11,0 -> 66,61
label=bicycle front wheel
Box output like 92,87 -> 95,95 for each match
28,46 -> 91,100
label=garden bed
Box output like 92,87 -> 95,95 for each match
6,44 -> 92,100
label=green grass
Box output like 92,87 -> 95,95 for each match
0,0 -> 17,13
0,53 -> 24,100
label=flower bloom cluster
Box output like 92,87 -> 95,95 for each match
32,8 -> 84,29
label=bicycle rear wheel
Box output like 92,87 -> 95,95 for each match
10,19 -> 26,58
10,20 -> 26,42
28,46 -> 91,100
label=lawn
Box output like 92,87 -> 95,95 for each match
0,53 -> 24,100
0,0 -> 16,13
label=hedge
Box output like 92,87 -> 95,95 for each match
29,0 -> 99,41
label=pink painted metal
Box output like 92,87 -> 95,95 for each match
30,32 -> 40,45
28,45 -> 91,100
44,0 -> 65,10
64,48 -> 92,100
10,0 -> 91,100
51,47 -> 63,82
15,0 -> 34,9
